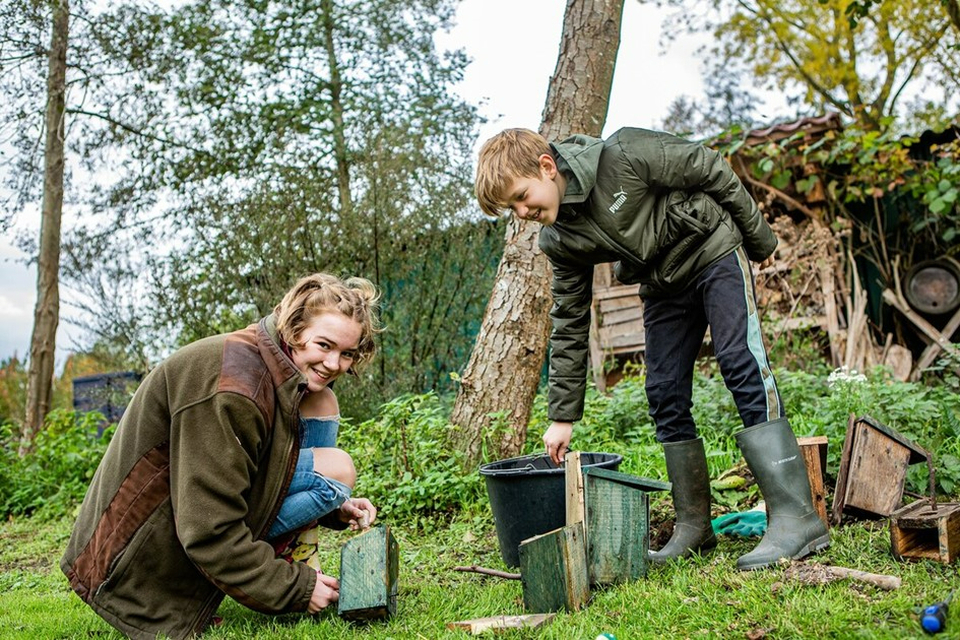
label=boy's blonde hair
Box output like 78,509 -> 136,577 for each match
275,273 -> 382,373
475,128 -> 552,218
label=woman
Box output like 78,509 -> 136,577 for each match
61,273 -> 381,640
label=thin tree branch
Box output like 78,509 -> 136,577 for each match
452,565 -> 521,580
65,107 -> 210,154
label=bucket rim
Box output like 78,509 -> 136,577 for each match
478,451 -> 623,477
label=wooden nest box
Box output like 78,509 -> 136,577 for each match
338,524 -> 399,621
832,415 -> 931,525
890,500 -> 960,564
582,467 -> 669,585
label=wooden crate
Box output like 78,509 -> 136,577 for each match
582,467 -> 669,585
588,282 -> 645,392
890,500 -> 960,564
338,525 -> 399,621
519,523 -> 590,613
797,436 -> 829,528
831,415 -> 929,524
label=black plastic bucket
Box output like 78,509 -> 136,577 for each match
479,451 -> 623,567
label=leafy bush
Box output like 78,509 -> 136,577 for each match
340,393 -> 487,525
2,364 -> 957,525
520,364 -> 960,499
0,410 -> 113,519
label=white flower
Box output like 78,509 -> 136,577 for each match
827,366 -> 867,387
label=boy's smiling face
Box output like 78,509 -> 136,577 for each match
501,154 -> 565,226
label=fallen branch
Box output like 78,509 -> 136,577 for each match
780,561 -> 901,591
453,565 -> 521,580
825,566 -> 901,591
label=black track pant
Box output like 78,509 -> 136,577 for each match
643,247 -> 783,443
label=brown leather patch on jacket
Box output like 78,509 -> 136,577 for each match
218,329 -> 275,426
68,443 -> 170,600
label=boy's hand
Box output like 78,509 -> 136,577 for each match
338,498 -> 377,530
543,422 -> 574,466
757,255 -> 775,270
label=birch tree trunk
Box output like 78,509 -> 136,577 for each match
450,0 -> 624,467
23,0 -> 69,452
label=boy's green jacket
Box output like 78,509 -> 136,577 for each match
540,127 -> 778,422
60,316 -> 335,640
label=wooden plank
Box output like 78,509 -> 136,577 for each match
594,285 -> 641,301
519,524 -> 590,613
597,306 -> 643,325
912,305 -> 960,380
600,333 -> 646,350
597,320 -> 646,344
584,472 -> 650,585
831,414 -> 857,526
565,451 -> 585,526
798,436 -> 829,528
446,614 -> 556,634
583,467 -> 670,492
338,525 -> 399,621
598,295 -> 641,311
883,288 -> 960,361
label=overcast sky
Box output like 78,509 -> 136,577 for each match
0,0 -> 749,367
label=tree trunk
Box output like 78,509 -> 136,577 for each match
23,0 -> 69,453
450,0 -> 624,467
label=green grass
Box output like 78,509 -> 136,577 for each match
2,508 -> 957,639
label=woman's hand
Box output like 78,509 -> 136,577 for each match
308,572 -> 339,614
338,497 -> 377,530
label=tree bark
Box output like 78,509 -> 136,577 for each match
450,0 -> 624,467
23,0 -> 69,452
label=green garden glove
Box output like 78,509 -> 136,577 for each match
711,510 -> 767,537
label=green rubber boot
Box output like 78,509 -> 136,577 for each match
735,418 -> 830,570
649,437 -> 717,563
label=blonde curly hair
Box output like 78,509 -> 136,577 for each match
275,273 -> 381,373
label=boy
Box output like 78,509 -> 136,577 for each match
475,127 -> 828,570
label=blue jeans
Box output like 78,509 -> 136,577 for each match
643,248 -> 783,443
267,417 -> 352,539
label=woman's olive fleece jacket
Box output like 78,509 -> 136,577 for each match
60,315 -> 340,640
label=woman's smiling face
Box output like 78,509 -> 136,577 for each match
290,311 -> 363,392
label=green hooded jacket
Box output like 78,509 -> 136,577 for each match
540,127 -> 777,422
60,315 -> 341,639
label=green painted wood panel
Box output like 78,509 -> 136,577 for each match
584,471 -> 651,584
519,523 -> 590,613
338,525 -> 399,621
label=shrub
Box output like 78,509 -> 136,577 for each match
340,393 -> 487,525
2,363 -> 957,525
0,410 -> 113,519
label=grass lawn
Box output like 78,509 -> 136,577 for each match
1,506 -> 956,640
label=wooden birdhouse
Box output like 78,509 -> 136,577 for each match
338,525 -> 399,621
890,499 -> 960,564
832,415 -> 930,525
582,467 -> 669,585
